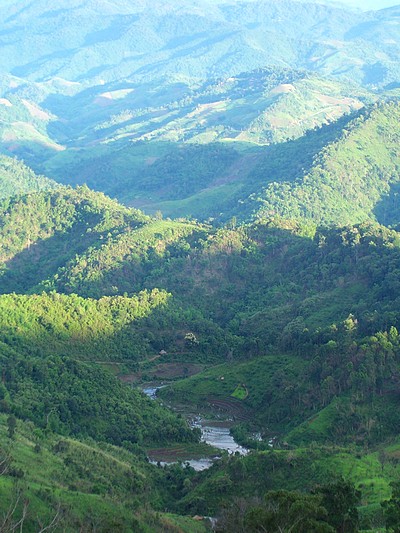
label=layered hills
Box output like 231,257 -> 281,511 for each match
1,0 -> 399,88
2,186 -> 400,528
0,68 -> 374,212
1,187 -> 400,430
2,0 -> 400,531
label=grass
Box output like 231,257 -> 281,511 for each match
134,181 -> 243,219
286,402 -> 340,445
0,414 -> 208,531
231,384 -> 248,400
162,514 -> 209,532
160,354 -> 303,414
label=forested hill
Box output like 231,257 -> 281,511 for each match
240,99 -> 400,226
117,98 -> 400,223
25,67 -> 371,216
2,186 -> 400,365
4,94 -> 400,228
0,155 -> 57,198
1,0 -> 399,89
4,187 -> 400,449
3,187 -> 400,528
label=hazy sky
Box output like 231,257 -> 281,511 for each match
288,0 -> 399,9
331,0 -> 399,9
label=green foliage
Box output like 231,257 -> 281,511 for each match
216,480 -> 360,533
0,186 -> 149,293
218,490 -> 335,533
254,101 -> 400,226
316,478 -> 360,533
1,350 -> 197,447
0,416 -> 206,532
3,1 -> 400,530
0,155 -> 57,199
6,415 -> 16,440
382,481 -> 400,532
0,290 -> 170,362
4,190 -> 400,443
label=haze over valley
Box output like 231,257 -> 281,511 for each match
2,1 -> 400,531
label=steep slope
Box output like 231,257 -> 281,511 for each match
0,291 -> 171,362
3,188 -> 400,367
0,155 -> 57,198
121,98 -> 400,223
249,99 -> 400,226
0,415 -> 206,532
0,185 -> 150,292
0,91 -> 64,163
0,340 -> 196,447
0,187 -> 235,358
2,189 -> 400,528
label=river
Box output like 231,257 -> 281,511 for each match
143,385 -> 248,471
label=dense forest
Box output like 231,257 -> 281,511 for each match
2,0 -> 400,531
1,186 -> 400,529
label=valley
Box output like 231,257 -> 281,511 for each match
1,0 -> 400,531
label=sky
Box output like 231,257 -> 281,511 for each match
331,0 -> 399,9
287,0 -> 399,9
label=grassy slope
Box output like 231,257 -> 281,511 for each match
35,69 -> 372,217
0,415 -> 207,532
160,355 -> 305,427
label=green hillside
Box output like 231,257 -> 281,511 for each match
252,100 -> 400,226
106,98 -> 400,223
0,185 -> 149,292
1,187 -> 400,528
0,68 -> 370,215
0,343 -> 196,447
2,1 -> 400,530
0,415 -> 207,532
0,155 -> 57,199
3,189 -> 400,363
28,69 -> 371,214
42,96 -> 400,228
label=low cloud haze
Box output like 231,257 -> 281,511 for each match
333,0 -> 399,9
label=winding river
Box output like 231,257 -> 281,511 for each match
143,385 -> 248,470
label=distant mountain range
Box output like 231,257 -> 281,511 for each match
1,0 -> 400,88
1,0 -> 400,224
1,0 -> 400,239
3,2 -> 400,530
